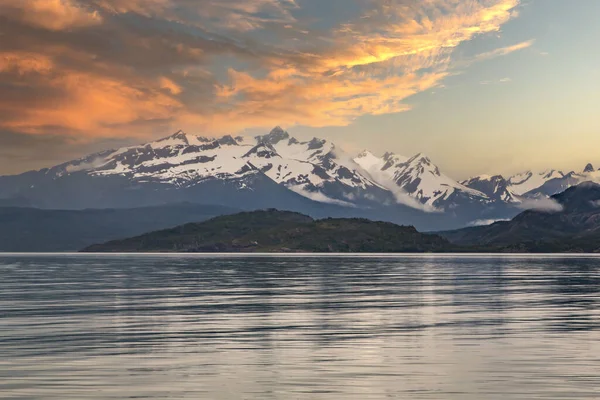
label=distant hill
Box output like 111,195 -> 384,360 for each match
440,182 -> 600,252
0,204 -> 238,252
82,209 -> 452,253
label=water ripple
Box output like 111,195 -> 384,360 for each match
1,255 -> 599,399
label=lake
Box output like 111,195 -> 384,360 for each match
1,254 -> 599,399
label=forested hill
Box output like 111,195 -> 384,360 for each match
83,209 -> 452,253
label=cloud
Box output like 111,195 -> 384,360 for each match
468,218 -> 510,227
473,39 -> 535,62
0,0 -> 526,157
0,59 -> 182,137
288,186 -> 356,208
480,77 -> 512,85
0,0 -> 102,31
334,146 -> 440,212
517,197 -> 564,213
93,0 -> 299,32
0,51 -> 54,75
354,162 -> 441,213
64,156 -> 109,173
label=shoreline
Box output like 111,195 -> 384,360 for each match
2,252 -> 600,258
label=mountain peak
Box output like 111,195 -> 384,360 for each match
256,126 -> 290,145
406,153 -> 432,166
354,150 -> 385,172
474,174 -> 506,182
541,169 -> 563,178
461,174 -> 517,203
243,142 -> 280,159
217,135 -> 238,146
307,137 -> 327,150
158,130 -> 189,144
584,163 -> 595,173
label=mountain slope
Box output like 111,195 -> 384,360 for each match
251,128 -> 393,206
0,127 -> 395,211
355,151 -> 489,210
439,182 -> 600,251
82,210 -> 452,253
7,126 -> 596,231
461,175 -> 519,203
523,170 -> 600,198
507,170 -> 565,196
507,165 -> 600,198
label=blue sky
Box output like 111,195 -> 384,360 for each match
0,0 -> 599,178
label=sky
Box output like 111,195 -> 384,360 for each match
0,0 -> 599,179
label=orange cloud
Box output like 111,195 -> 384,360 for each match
0,0 -> 102,31
320,0 -> 521,73
0,52 -> 54,75
474,39 -> 535,62
203,0 -> 523,130
159,77 -> 182,95
0,0 -> 526,139
0,53 -> 181,137
94,0 -> 298,31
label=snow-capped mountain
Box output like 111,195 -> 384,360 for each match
2,125 -> 599,230
460,175 -> 519,203
355,151 -> 489,209
461,164 -> 600,201
246,127 -> 393,206
522,167 -> 600,198
507,170 -> 565,196
0,127 -> 396,211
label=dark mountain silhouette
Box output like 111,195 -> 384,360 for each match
440,182 -> 600,252
83,209 -> 452,253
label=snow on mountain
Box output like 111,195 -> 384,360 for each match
355,151 -> 489,209
12,125 -> 598,217
524,166 -> 600,198
389,153 -> 489,207
48,127 -> 393,208
501,163 -> 600,200
354,151 -> 437,210
355,150 -> 386,172
91,133 -> 255,187
252,128 -> 392,206
461,175 -> 519,203
507,170 -> 565,196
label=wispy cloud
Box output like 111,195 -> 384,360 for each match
473,39 -> 535,62
0,0 -> 103,31
517,197 -> 564,212
0,0 -> 526,141
480,77 -> 512,85
468,218 -> 510,227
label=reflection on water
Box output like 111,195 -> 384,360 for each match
1,255 -> 599,399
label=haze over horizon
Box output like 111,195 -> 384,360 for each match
1,0 -> 599,179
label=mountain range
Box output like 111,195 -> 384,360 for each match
1,126 -> 599,231
82,183 -> 600,253
440,182 -> 600,252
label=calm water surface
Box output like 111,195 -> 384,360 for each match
1,254 -> 599,399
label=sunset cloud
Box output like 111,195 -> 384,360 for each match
0,0 -> 526,142
474,39 -> 535,62
0,0 -> 102,31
